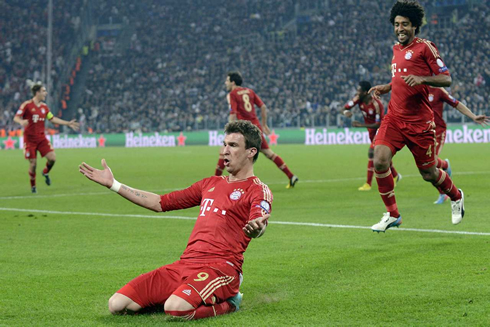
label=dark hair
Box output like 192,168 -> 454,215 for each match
359,81 -> 372,93
224,120 -> 262,162
31,83 -> 44,96
227,71 -> 243,86
390,0 -> 425,35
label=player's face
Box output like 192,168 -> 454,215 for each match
225,76 -> 233,92
36,87 -> 48,101
394,16 -> 416,45
223,133 -> 255,174
356,86 -> 367,101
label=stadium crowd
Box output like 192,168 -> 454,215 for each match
0,0 -> 85,133
2,0 -> 489,134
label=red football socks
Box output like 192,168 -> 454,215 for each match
432,169 -> 461,201
375,168 -> 400,218
272,155 -> 294,179
366,159 -> 374,186
29,171 -> 36,187
43,161 -> 55,175
215,157 -> 225,176
436,158 -> 449,170
390,162 -> 398,179
166,301 -> 234,320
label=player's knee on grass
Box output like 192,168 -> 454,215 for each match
108,293 -> 141,314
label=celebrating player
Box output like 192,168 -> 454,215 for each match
14,83 -> 79,193
79,120 -> 272,320
428,86 -> 489,204
369,0 -> 465,232
343,81 -> 401,191
215,71 -> 298,188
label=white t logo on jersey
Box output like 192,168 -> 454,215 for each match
199,198 -> 214,217
32,114 -> 39,123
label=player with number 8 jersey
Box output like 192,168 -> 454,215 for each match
215,71 -> 299,189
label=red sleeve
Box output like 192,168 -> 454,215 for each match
423,40 -> 450,76
16,102 -> 28,118
253,91 -> 264,108
248,183 -> 273,223
440,90 -> 459,108
160,180 -> 203,212
229,92 -> 238,114
344,99 -> 359,109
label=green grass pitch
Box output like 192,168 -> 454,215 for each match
1,143 -> 489,326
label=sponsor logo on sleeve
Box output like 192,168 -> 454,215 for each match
257,200 -> 271,214
437,58 -> 448,72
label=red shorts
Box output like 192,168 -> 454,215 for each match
435,127 -> 446,156
117,260 -> 241,309
374,115 -> 437,169
24,138 -> 54,159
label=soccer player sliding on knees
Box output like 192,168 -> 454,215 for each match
79,120 -> 272,320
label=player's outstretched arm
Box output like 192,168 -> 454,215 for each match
243,214 -> 270,238
454,103 -> 490,126
368,84 -> 391,99
50,116 -> 80,131
79,159 -> 162,212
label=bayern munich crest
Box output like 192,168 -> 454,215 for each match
428,94 -> 434,102
405,50 -> 413,60
230,188 -> 244,200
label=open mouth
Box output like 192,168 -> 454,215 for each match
224,158 -> 230,166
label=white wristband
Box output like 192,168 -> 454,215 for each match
110,179 -> 122,193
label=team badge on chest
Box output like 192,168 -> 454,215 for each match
230,188 -> 244,200
405,50 -> 413,60
428,94 -> 434,102
41,109 -> 45,114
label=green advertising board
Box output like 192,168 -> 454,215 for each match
1,125 -> 489,150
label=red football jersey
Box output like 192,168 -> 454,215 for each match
15,100 -> 52,142
159,175 -> 273,273
344,97 -> 384,126
428,87 -> 459,131
229,87 -> 264,128
390,37 -> 451,123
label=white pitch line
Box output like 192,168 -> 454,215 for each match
1,207 -> 489,236
2,170 -> 489,201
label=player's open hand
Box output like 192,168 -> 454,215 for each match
473,115 -> 490,126
243,214 -> 270,238
79,159 -> 114,188
401,75 -> 424,87
352,121 -> 362,127
68,119 -> 80,131
368,84 -> 391,99
343,110 -> 353,118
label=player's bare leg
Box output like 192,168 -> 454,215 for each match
419,165 -> 464,224
261,148 -> 298,188
42,151 -> 56,186
371,145 -> 402,232
164,292 -> 239,320
108,293 -> 142,315
28,158 -> 37,193
215,146 -> 225,176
